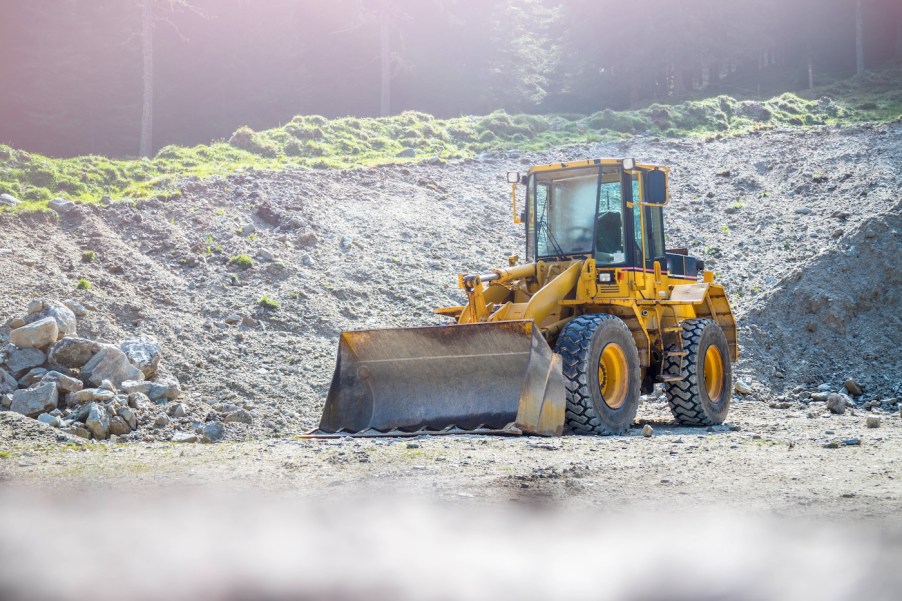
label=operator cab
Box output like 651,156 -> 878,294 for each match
518,158 -> 701,280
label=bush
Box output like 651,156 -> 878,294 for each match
76,277 -> 92,290
258,295 -> 279,311
229,254 -> 254,270
81,250 -> 96,263
228,126 -> 279,158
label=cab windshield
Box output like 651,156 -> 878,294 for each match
527,166 -> 626,266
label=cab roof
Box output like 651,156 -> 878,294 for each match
527,158 -> 669,175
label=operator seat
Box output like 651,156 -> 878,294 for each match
596,211 -> 623,254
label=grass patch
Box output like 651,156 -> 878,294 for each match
258,295 -> 280,311
76,277 -> 92,290
1,64 -> 899,212
81,250 -> 96,263
228,254 -> 254,270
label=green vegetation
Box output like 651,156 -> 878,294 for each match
0,66 -> 899,212
76,277 -> 92,290
81,250 -> 96,263
228,254 -> 254,270
258,295 -> 280,311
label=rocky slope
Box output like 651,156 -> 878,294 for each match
0,122 -> 899,441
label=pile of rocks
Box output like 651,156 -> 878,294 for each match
1,299 -> 184,441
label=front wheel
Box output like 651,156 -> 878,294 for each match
664,319 -> 732,426
555,314 -> 641,435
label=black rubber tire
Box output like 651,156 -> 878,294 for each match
664,318 -> 732,426
555,314 -> 641,435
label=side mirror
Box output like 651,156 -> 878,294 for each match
646,170 -> 667,205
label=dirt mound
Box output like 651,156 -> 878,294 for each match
742,204 -> 902,398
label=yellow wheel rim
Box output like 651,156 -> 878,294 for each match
598,343 -> 629,409
704,345 -> 725,402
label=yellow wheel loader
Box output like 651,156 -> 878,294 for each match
313,158 -> 737,437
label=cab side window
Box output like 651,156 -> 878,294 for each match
595,176 -> 625,264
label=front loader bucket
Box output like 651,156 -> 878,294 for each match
314,320 -> 565,437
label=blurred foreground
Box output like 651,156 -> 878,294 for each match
0,488 -> 900,601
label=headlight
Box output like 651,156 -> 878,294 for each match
507,171 -> 521,184
622,158 -> 636,171
597,272 -> 613,283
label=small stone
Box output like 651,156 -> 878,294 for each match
119,335 -> 162,379
225,314 -> 242,325
0,368 -> 17,394
127,392 -> 150,408
297,232 -> 318,247
794,207 -> 812,215
121,380 -> 152,395
0,193 -> 21,206
10,317 -> 59,349
108,416 -> 131,436
154,413 -> 170,427
148,378 -> 181,402
734,380 -> 753,395
817,383 -> 832,391
62,299 -> 89,317
841,438 -> 861,446
40,371 -> 83,393
810,392 -> 830,402
1,394 -> 11,408
73,426 -> 92,439
642,424 -> 653,438
340,236 -> 353,250
47,337 -> 100,369
224,409 -> 253,425
172,432 -> 197,443
117,406 -> 137,430
37,413 -> 61,428
257,248 -> 275,262
72,388 -> 97,403
866,416 -> 881,429
843,379 -> 862,396
170,403 -> 188,418
98,379 -> 116,392
49,198 -> 76,214
84,402 -> 109,439
202,421 -> 224,443
397,148 -> 416,158
5,348 -> 43,376
406,442 -> 420,449
94,390 -> 116,402
826,393 -> 847,415
18,368 -> 48,388
11,383 -> 58,417
239,224 -> 256,236
822,440 -> 841,449
301,255 -> 314,267
80,345 -> 144,388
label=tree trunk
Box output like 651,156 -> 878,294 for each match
140,0 -> 154,158
379,16 -> 390,117
855,0 -> 865,74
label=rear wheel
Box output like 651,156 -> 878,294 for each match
664,319 -> 732,426
555,314 -> 641,435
